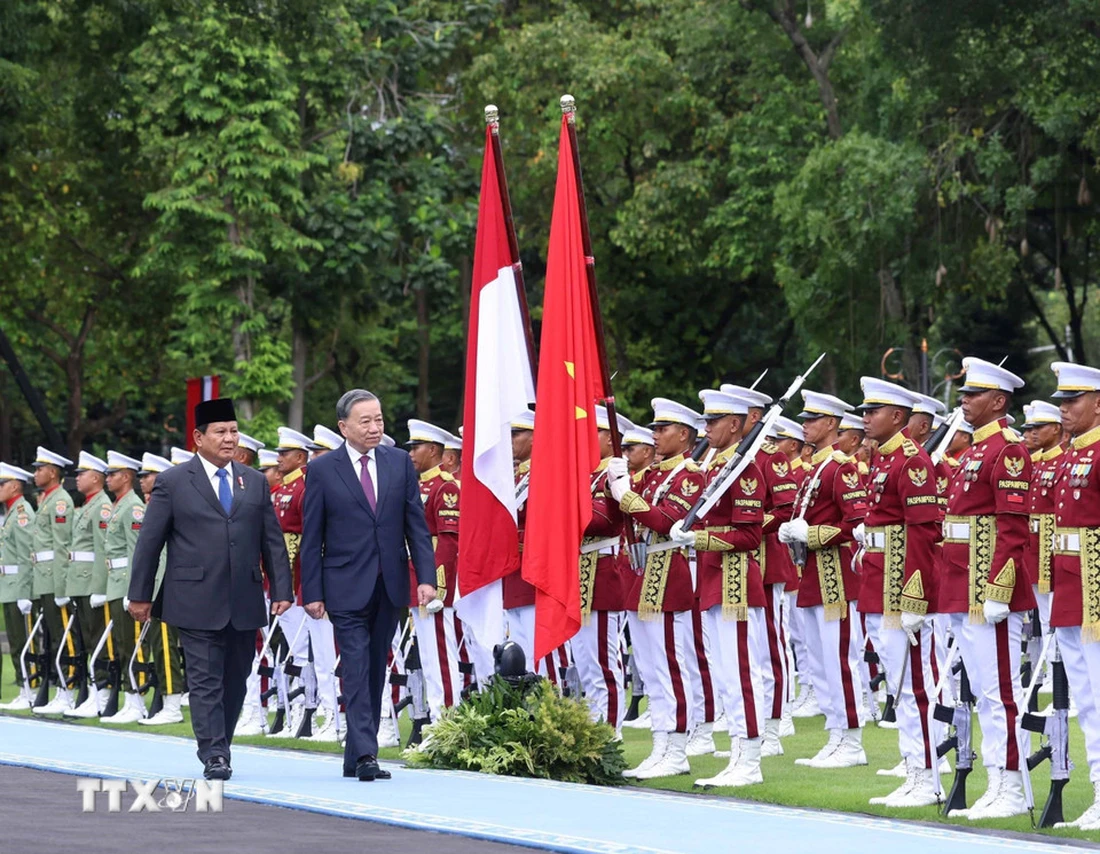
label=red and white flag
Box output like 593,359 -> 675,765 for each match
185,375 -> 220,449
455,126 -> 535,654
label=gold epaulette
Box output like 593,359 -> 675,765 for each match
901,438 -> 919,457
439,471 -> 456,482
761,441 -> 778,455
684,460 -> 701,473
1003,428 -> 1023,443
1030,450 -> 1043,463
830,450 -> 849,464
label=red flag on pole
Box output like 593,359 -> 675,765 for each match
523,114 -> 606,661
455,120 -> 536,655
185,375 -> 220,450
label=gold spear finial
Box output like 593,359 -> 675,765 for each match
485,104 -> 499,126
560,94 -> 576,119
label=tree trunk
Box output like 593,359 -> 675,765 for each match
0,378 -> 10,462
417,285 -> 430,418
454,254 -> 471,430
232,274 -> 256,421
289,319 -> 307,431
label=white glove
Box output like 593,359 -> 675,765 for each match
778,518 -> 809,545
425,597 -> 444,614
853,523 -> 866,547
90,593 -> 108,608
983,599 -> 1010,625
607,457 -> 628,481
669,519 -> 696,546
54,596 -> 70,607
17,599 -> 32,615
900,611 -> 924,646
609,477 -> 630,503
123,596 -> 131,610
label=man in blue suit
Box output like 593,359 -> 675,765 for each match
301,389 -> 437,780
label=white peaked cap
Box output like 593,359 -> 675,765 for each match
719,384 -> 773,408
406,419 -> 451,446
107,450 -> 141,471
444,431 -> 462,451
649,398 -> 702,429
275,427 -> 315,452
959,357 -> 1025,393
237,432 -> 265,453
170,448 -> 195,465
76,451 -> 108,474
1051,361 -> 1100,399
312,424 -> 343,451
858,377 -> 921,411
772,416 -> 804,442
798,390 -> 853,420
0,463 -> 33,482
595,405 -> 632,434
1023,400 -> 1062,427
510,409 -> 536,431
33,447 -> 73,468
139,453 -> 172,475
909,391 -> 947,417
258,449 -> 279,469
698,389 -> 749,418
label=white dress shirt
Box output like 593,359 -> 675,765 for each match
197,453 -> 234,501
346,443 -> 378,502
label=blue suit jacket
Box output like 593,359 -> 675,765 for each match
300,442 -> 436,610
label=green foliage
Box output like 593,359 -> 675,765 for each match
406,677 -> 627,785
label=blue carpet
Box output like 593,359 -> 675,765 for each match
0,717 -> 1074,854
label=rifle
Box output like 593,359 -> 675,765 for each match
55,603 -> 89,706
266,617 -> 308,736
1024,641 -> 1072,827
1021,608 -> 1044,712
88,617 -> 115,715
682,353 -> 826,530
396,635 -> 430,746
127,619 -> 161,715
937,661 -> 977,815
19,610 -> 45,700
289,633 -> 319,738
252,614 -> 281,734
925,407 -> 965,465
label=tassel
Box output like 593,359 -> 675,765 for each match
883,612 -> 902,630
824,601 -> 847,622
1084,622 -> 1100,645
969,603 -> 985,625
1038,579 -> 1051,595
722,604 -> 748,622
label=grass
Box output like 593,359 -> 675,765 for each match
1,675 -> 1097,843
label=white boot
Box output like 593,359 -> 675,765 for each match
795,728 -> 841,766
304,708 -> 341,742
622,708 -> 651,730
180,692 -> 189,707
378,715 -> 400,748
876,758 -> 907,778
888,766 -> 942,807
33,688 -> 74,715
813,727 -> 867,768
0,683 -> 33,711
624,731 -> 669,778
234,703 -> 265,736
1056,781 -> 1100,829
140,694 -> 184,725
778,703 -> 795,738
64,691 -> 101,719
966,769 -> 1027,820
761,719 -> 784,757
949,767 -> 1002,818
871,759 -> 916,805
635,732 -> 690,779
686,722 -> 716,756
101,692 -> 145,724
791,685 -> 820,718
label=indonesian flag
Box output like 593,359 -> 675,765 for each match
185,375 -> 220,450
523,116 -> 605,661
455,126 -> 535,652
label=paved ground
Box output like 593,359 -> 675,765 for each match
1,764 -> 533,854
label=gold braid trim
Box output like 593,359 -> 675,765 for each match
985,558 -> 1016,605
808,525 -> 842,550
1038,513 -> 1055,594
756,536 -> 766,579
881,524 -> 906,628
968,515 -> 995,623
817,546 -> 847,622
579,537 -> 600,624
638,541 -> 675,620
1083,528 -> 1100,644
900,571 -> 928,617
283,532 -> 301,567
619,491 -> 651,514
722,552 -> 748,622
435,564 -> 447,601
693,527 -> 735,552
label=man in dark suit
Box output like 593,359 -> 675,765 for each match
301,389 -> 437,781
128,398 -> 292,780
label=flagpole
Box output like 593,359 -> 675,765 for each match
560,94 -> 641,563
486,105 -> 538,381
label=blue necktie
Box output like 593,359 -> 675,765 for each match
215,468 -> 233,513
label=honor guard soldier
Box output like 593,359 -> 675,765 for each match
63,453 -> 115,718
572,405 -> 628,735
620,419 -> 655,730
607,398 -> 705,780
259,449 -> 281,490
942,357 -> 1035,819
30,447 -> 75,714
100,451 -> 151,724
235,432 -> 265,467
0,464 -> 36,710
1022,400 -> 1064,636
441,430 -> 462,476
312,424 -> 343,459
1047,361 -> 1100,829
838,413 -> 869,476
671,390 -> 767,787
780,391 -> 869,768
405,419 -> 463,719
854,379 -> 942,807
135,453 -> 186,725
622,422 -> 656,474
170,447 -> 195,466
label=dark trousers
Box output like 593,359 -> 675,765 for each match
177,625 -> 255,763
329,579 -> 400,770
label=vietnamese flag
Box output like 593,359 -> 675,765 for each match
523,115 -> 605,661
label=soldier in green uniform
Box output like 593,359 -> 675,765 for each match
63,452 -> 115,718
0,463 -> 37,710
100,451 -> 151,724
137,452 -> 186,725
29,447 -> 75,714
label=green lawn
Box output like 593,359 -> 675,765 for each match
1,675 -> 1096,842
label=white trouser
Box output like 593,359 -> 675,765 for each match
957,612 -> 1025,770
411,607 -> 463,721
505,605 -> 568,683
758,583 -> 790,717
454,615 -> 497,689
788,590 -> 811,691
280,605 -> 338,713
865,615 -> 938,770
1056,626 -> 1100,782
704,605 -> 765,739
382,623 -> 407,722
1033,586 -> 1052,634
627,610 -> 696,734
572,610 -> 625,732
800,602 -> 866,731
688,603 -> 720,725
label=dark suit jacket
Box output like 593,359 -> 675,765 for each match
300,442 -> 435,610
128,456 -> 292,631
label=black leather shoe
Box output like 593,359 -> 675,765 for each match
203,756 -> 232,781
355,755 -> 384,781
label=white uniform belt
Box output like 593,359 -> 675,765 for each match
865,531 -> 887,550
69,551 -> 95,562
32,550 -> 55,563
645,539 -> 685,555
579,537 -> 620,555
1030,518 -> 1040,534
942,521 -> 971,541
107,557 -> 129,570
1054,532 -> 1081,554
0,565 -> 19,575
